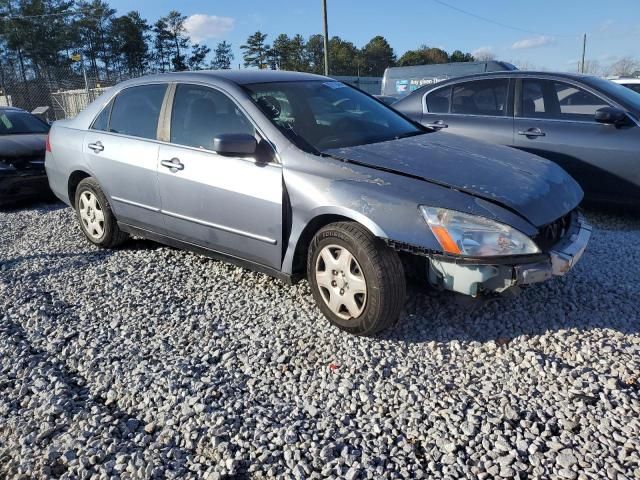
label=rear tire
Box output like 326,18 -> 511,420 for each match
74,177 -> 128,248
307,222 -> 406,336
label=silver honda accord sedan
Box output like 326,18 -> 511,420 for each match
45,71 -> 591,335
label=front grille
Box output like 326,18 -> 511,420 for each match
535,211 -> 572,252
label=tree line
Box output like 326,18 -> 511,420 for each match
0,0 -> 235,90
0,0 -> 478,91
241,31 -> 475,76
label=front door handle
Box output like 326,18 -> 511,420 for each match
518,128 -> 546,138
88,141 -> 104,153
161,157 -> 184,172
424,120 -> 448,129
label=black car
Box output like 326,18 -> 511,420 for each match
392,71 -> 640,206
0,106 -> 51,206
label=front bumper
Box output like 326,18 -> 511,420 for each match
428,212 -> 592,296
0,171 -> 51,206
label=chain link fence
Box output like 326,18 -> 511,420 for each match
0,65 -> 122,121
0,68 -> 383,121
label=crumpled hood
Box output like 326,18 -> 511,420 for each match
0,133 -> 46,169
324,132 -> 583,227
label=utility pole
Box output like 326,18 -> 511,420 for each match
322,0 -> 329,76
81,54 -> 89,95
581,34 -> 587,74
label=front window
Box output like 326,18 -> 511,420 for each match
520,79 -> 611,121
0,110 -> 49,135
170,84 -> 254,150
243,81 -> 423,151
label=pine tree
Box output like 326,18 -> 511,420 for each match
211,41 -> 234,69
189,43 -> 211,70
241,31 -> 269,69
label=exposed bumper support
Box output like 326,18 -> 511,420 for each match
428,212 -> 592,296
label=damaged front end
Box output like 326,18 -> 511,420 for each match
398,209 -> 591,297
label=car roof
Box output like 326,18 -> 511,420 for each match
0,106 -> 26,113
434,70 -> 598,82
394,70 -> 607,102
612,78 -> 640,84
122,69 -> 332,87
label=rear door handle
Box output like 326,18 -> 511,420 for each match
161,157 -> 184,172
88,141 -> 104,153
518,128 -> 546,138
424,120 -> 448,129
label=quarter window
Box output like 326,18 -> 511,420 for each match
426,87 -> 451,113
451,79 -> 508,116
91,99 -> 112,131
109,84 -> 167,139
170,84 -> 255,150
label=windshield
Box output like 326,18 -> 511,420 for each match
0,110 -> 49,135
243,80 -> 424,152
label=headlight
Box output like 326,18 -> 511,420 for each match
420,206 -> 540,257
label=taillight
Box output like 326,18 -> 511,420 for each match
45,133 -> 52,152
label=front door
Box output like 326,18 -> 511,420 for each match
83,83 -> 167,231
157,83 -> 283,269
513,78 -> 640,202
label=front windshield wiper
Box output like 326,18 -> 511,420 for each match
395,130 -> 426,140
280,123 -> 321,155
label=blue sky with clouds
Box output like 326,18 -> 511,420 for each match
106,0 -> 640,72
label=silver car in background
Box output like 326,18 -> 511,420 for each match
46,71 -> 590,336
392,71 -> 640,206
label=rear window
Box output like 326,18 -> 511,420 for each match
0,111 -> 49,135
451,79 -> 508,116
426,87 -> 451,113
108,84 -> 167,139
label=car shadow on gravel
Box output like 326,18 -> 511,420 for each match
582,205 -> 640,231
0,251 -> 115,278
380,281 -> 640,345
0,317 -> 167,479
0,197 -> 62,213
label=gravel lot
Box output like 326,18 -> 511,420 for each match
1,202 -> 639,480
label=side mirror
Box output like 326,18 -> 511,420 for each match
212,133 -> 257,155
595,107 -> 628,126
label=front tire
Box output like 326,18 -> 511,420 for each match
307,222 -> 406,336
74,178 -> 128,248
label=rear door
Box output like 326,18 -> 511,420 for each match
83,83 -> 167,231
157,83 -> 283,269
421,78 -> 514,145
513,77 -> 640,201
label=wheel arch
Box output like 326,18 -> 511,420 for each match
68,170 -> 92,206
287,208 -> 388,278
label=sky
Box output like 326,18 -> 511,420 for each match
106,0 -> 640,72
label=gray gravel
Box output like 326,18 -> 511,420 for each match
1,202 -> 639,479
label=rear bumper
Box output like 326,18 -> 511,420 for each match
428,212 -> 592,296
0,171 -> 51,206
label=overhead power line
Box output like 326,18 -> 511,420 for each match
431,0 -> 578,38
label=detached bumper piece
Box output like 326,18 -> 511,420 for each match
428,212 -> 592,296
